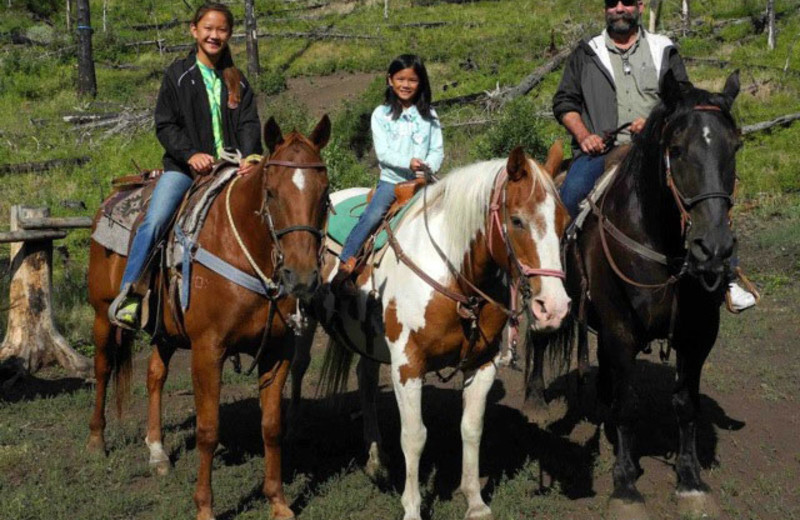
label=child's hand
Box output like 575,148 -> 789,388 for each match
188,153 -> 215,175
410,158 -> 428,172
238,160 -> 259,176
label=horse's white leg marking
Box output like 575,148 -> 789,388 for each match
145,436 -> 169,465
460,361 -> 497,519
292,168 -> 305,191
391,340 -> 426,520
357,357 -> 385,478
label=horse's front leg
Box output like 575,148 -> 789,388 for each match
357,356 -> 387,483
673,322 -> 721,518
145,341 -> 176,475
460,361 -> 497,520
191,345 -> 224,520
601,329 -> 648,520
286,316 -> 317,444
259,336 -> 295,519
391,342 -> 426,520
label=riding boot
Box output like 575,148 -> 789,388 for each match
331,257 -> 358,298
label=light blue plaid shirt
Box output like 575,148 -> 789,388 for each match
371,104 -> 444,184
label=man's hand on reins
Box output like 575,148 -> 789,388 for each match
188,152 -> 215,175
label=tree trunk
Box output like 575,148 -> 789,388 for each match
102,0 -> 108,33
245,0 -> 260,78
384,0 -> 389,19
66,0 -> 72,31
0,206 -> 91,382
649,0 -> 661,33
681,0 -> 690,36
76,0 -> 97,98
767,0 -> 776,50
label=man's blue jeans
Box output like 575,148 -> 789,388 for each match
121,170 -> 193,288
559,153 -> 608,218
340,180 -> 397,262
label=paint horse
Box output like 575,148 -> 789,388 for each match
293,144 -> 571,520
87,116 -> 331,520
531,71 -> 743,520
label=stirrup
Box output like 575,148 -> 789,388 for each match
108,284 -> 141,330
725,267 -> 760,314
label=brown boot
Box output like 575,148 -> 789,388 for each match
331,257 -> 358,298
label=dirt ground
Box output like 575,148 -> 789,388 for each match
283,72 -> 378,118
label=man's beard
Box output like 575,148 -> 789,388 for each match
606,11 -> 639,35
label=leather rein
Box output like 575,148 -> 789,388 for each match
386,167 -> 566,322
591,104 -> 735,291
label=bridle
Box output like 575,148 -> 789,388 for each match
663,105 -> 734,237
259,158 -> 330,267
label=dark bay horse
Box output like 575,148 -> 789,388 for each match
294,145 -> 571,520
530,71 -> 742,519
87,116 -> 331,520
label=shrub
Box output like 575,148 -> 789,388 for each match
25,0 -> 59,18
257,69 -> 287,96
474,96 -> 551,160
323,136 -> 373,190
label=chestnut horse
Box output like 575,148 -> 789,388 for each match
529,71 -> 742,519
87,116 -> 331,520
293,144 -> 571,520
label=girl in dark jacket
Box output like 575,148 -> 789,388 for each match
113,2 -> 262,327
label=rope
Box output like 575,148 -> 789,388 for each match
225,175 -> 278,292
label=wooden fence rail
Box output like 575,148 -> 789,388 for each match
0,206 -> 93,383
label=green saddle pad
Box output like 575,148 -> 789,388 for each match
328,191 -> 421,251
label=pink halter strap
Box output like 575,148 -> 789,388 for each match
487,168 -> 566,280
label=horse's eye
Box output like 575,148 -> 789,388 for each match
511,216 -> 525,229
669,146 -> 682,159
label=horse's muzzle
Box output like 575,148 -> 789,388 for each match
279,267 -> 321,301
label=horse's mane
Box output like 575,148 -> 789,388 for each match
406,157 -> 556,270
620,85 -> 737,217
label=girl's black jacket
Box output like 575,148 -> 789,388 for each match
154,49 -> 262,177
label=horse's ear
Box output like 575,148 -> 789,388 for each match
722,69 -> 740,106
264,117 -> 284,154
660,69 -> 683,109
309,114 -> 331,150
506,146 -> 529,181
543,139 -> 563,178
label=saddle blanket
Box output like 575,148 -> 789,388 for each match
327,190 -> 421,253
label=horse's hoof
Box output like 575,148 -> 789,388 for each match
86,436 -> 106,455
607,496 -> 650,520
270,503 -> 295,520
465,503 -> 493,520
150,460 -> 170,476
520,394 -> 548,423
676,490 -> 721,519
364,458 -> 389,485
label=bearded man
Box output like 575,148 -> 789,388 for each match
552,0 -> 756,311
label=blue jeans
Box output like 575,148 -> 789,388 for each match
121,170 -> 193,288
340,181 -> 397,262
560,153 -> 608,218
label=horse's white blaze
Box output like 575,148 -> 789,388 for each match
460,362 -> 497,515
292,168 -> 306,191
703,126 -> 712,145
530,191 -> 570,329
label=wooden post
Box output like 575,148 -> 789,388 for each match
245,0 -> 261,78
681,0 -> 690,36
76,0 -> 97,98
649,0 -> 660,33
767,0 -> 776,50
0,206 -> 91,380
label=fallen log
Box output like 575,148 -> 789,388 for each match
742,112 -> 800,135
495,46 -> 573,105
0,157 -> 90,175
0,230 -> 68,244
131,18 -> 182,31
63,113 -> 121,125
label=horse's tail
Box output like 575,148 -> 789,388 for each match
111,330 -> 134,417
316,335 -> 355,398
544,139 -> 564,177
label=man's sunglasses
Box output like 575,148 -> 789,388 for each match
605,0 -> 637,7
